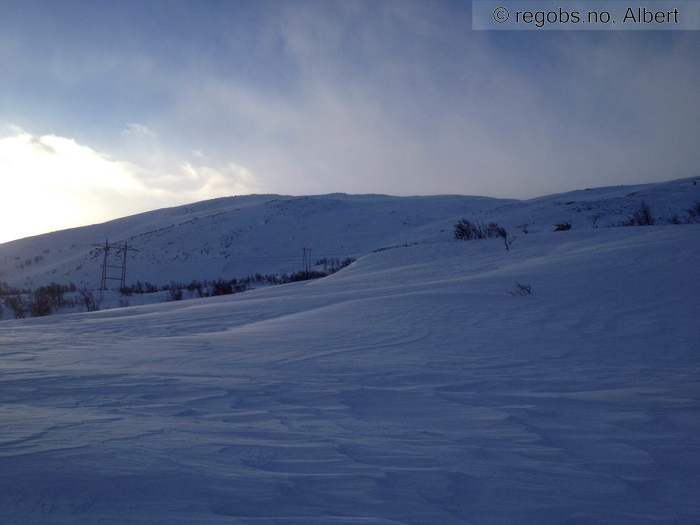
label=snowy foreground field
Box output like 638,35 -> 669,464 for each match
1,225 -> 699,524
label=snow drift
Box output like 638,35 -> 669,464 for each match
1,217 -> 699,523
0,177 -> 699,523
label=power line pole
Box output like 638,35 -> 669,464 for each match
100,239 -> 110,291
302,247 -> 312,278
302,247 -> 307,278
93,240 -> 139,291
121,240 -> 128,288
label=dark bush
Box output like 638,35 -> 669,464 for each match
287,270 -> 327,282
80,290 -> 100,312
625,202 -> 655,226
454,220 -> 504,240
5,295 -> 27,318
30,293 -> 52,317
168,287 -> 183,301
509,282 -> 533,296
28,283 -> 71,317
454,219 -> 483,240
455,219 -> 511,251
0,281 -> 21,296
315,257 -> 355,273
209,279 -> 246,296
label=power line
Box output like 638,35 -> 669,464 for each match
92,239 -> 139,290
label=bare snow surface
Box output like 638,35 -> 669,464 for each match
1,179 -> 700,523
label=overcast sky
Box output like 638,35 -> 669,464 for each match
1,0 -> 699,242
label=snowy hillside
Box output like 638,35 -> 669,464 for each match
0,193 -> 506,289
1,222 -> 699,524
1,177 -> 698,290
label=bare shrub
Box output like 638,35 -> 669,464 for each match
509,282 -> 533,296
687,201 -> 700,223
625,202 -> 655,226
454,219 -> 485,240
0,281 -> 21,296
168,287 -> 183,301
493,225 -> 513,251
315,257 -> 355,273
454,219 -> 511,250
29,283 -> 71,317
30,292 -> 53,317
80,290 -> 100,312
5,295 -> 27,318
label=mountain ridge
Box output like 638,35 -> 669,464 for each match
1,177 -> 697,289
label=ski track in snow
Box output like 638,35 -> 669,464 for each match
1,224 -> 699,523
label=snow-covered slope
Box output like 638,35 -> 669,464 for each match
0,193 -> 507,289
1,177 -> 698,289
1,223 -> 699,524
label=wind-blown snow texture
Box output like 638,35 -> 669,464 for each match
1,178 -> 699,524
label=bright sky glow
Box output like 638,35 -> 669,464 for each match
0,130 -> 258,243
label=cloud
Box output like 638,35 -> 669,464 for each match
151,4 -> 700,198
0,129 -> 260,243
1,1 -> 698,209
122,123 -> 157,139
180,162 -> 257,196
